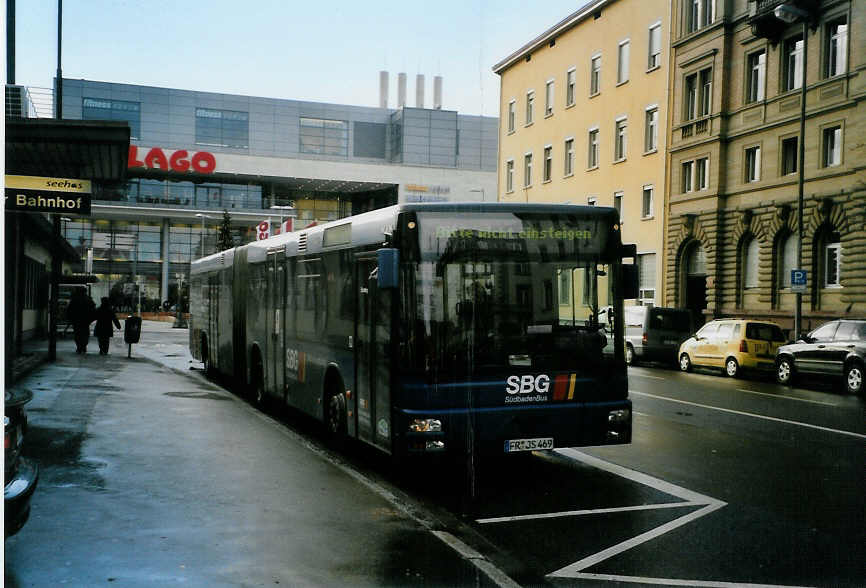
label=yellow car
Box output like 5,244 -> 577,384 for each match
678,319 -> 787,377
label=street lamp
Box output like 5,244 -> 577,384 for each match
775,3 -> 809,340
269,205 -> 297,234
194,213 -> 212,257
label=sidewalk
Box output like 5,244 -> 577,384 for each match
4,322 -> 507,587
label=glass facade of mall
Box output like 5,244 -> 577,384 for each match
59,78 -> 498,310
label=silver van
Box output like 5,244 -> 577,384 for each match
624,306 -> 693,366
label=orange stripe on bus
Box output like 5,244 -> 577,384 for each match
568,373 -> 576,400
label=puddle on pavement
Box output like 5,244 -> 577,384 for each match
24,427 -> 106,491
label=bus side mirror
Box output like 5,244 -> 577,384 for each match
622,264 -> 639,300
377,248 -> 400,289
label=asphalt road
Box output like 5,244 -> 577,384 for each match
135,326 -> 866,587
8,325 -> 864,587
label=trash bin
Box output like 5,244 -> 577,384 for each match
124,315 -> 142,344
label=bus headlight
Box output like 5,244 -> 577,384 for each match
608,409 -> 630,424
409,418 -> 442,433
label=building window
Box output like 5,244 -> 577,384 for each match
590,55 -> 601,95
695,157 -> 708,190
543,146 -> 553,182
684,72 -> 697,120
822,125 -> 842,167
614,118 -> 627,161
566,69 -> 576,106
699,68 -> 712,116
614,191 -> 623,220
744,238 -> 759,289
745,145 -> 761,182
685,0 -> 715,34
506,159 -> 514,192
618,40 -> 630,84
779,233 -> 799,288
682,157 -> 708,192
196,108 -> 250,149
746,50 -> 766,103
825,18 -> 848,78
645,107 -> 658,152
545,80 -> 555,116
588,129 -> 599,168
526,91 -> 535,125
648,23 -> 661,69
524,153 -> 533,187
507,100 -> 516,133
564,138 -> 574,176
299,117 -> 347,156
781,136 -> 798,175
83,97 -> 141,139
638,253 -> 656,305
783,35 -> 804,92
682,160 -> 694,193
642,185 -> 654,218
824,235 -> 841,287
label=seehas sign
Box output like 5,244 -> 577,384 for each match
128,146 -> 217,174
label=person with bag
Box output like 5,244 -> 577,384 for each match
93,297 -> 122,355
68,288 -> 96,354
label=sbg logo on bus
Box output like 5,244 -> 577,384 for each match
506,374 -> 550,395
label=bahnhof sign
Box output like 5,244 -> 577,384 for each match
5,175 -> 92,215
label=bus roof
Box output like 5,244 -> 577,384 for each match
192,202 -> 618,272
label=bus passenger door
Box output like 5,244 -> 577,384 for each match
355,255 -> 393,453
268,252 -> 285,401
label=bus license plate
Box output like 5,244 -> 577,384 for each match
504,438 -> 554,452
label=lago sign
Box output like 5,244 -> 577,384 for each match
5,175 -> 92,215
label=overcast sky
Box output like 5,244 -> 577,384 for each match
11,0 -> 589,117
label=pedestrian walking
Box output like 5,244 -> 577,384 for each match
68,288 -> 96,354
93,297 -> 122,355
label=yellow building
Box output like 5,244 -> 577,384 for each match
494,0 -> 671,308
665,0 -> 865,333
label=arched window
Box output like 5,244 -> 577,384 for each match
744,238 -> 759,289
823,232 -> 842,287
779,233 -> 799,288
687,243 -> 707,276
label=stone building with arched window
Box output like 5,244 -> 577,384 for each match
663,0 -> 865,335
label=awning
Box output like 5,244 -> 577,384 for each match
5,118 -> 130,181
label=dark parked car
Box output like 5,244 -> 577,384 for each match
5,388 -> 39,537
775,319 -> 866,396
624,306 -> 693,366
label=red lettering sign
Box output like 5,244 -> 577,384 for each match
128,145 -> 216,174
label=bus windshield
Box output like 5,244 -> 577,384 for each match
403,211 -> 621,379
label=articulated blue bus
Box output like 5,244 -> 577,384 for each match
190,202 -> 636,458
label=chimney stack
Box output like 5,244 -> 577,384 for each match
433,76 -> 443,110
397,72 -> 407,108
379,71 -> 389,109
416,74 -> 425,108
